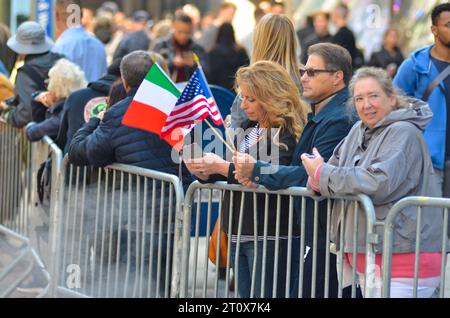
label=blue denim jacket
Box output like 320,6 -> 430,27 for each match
251,88 -> 355,190
250,89 -> 356,248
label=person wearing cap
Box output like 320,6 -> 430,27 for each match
112,10 -> 152,60
53,0 -> 107,82
0,21 -> 63,128
99,1 -> 119,16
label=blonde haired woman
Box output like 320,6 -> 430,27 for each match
230,14 -> 302,128
185,61 -> 308,298
26,58 -> 87,142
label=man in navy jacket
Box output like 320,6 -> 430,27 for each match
67,51 -> 192,188
234,43 -> 356,298
68,50 -> 193,297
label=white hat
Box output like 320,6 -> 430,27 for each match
7,21 -> 54,55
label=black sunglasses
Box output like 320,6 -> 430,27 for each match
299,67 -> 338,77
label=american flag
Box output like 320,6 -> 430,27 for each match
160,68 -> 223,138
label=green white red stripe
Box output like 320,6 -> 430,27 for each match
121,63 -> 185,149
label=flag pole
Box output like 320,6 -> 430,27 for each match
193,53 -> 236,152
204,118 -> 234,153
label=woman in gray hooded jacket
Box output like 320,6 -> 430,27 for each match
301,67 -> 444,298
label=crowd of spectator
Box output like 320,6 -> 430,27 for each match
0,0 -> 450,299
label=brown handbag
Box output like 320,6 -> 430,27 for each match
208,220 -> 229,268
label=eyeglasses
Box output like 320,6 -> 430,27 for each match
436,22 -> 450,28
299,67 -> 338,77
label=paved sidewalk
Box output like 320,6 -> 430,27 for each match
190,238 -> 450,298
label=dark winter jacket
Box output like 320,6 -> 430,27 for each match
113,30 -> 151,60
5,52 -> 63,127
368,46 -> 404,77
331,26 -> 360,68
207,46 -> 249,91
67,87 -> 193,189
26,97 -> 66,142
153,35 -> 207,82
56,74 -> 117,153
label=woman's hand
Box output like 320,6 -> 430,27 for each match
36,92 -> 57,108
184,153 -> 230,179
234,173 -> 258,189
199,153 -> 230,177
300,148 -> 324,179
232,151 -> 256,180
184,157 -> 209,181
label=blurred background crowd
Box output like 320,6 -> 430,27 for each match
0,0 -> 446,80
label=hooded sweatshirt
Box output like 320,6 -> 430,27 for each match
394,45 -> 447,170
56,74 -> 117,153
318,98 -> 443,253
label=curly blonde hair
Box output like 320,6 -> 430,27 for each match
47,58 -> 87,99
235,61 -> 308,142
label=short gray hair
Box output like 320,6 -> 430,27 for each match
347,67 -> 409,116
120,51 -> 154,87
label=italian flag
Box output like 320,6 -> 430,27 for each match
122,63 -> 185,150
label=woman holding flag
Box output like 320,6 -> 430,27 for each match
184,61 -> 308,298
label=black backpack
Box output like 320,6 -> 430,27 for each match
36,155 -> 52,206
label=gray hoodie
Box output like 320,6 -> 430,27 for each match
319,98 -> 443,253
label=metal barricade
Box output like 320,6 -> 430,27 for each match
51,157 -> 185,298
0,122 -> 33,235
0,225 -> 50,298
382,197 -> 450,298
179,181 -> 377,298
28,135 -> 63,254
0,122 -> 63,298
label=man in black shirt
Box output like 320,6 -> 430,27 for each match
300,12 -> 333,64
330,3 -> 359,69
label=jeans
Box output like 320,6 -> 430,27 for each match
230,239 -> 297,298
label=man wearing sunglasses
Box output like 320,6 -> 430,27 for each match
233,42 -> 357,298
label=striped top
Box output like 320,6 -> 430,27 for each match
232,123 -> 298,243
231,234 -> 297,243
239,124 -> 263,154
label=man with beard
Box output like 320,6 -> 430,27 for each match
394,2 -> 450,235
153,13 -> 206,83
